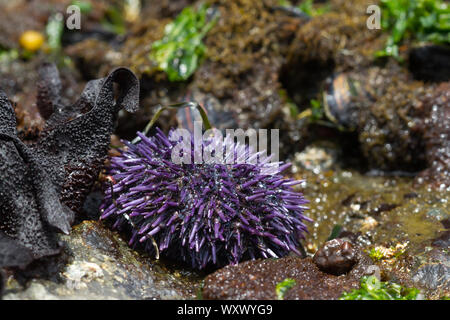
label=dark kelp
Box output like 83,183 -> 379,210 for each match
0,63 -> 139,275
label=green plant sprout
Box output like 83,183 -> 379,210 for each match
150,4 -> 218,82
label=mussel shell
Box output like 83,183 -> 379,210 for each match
323,73 -> 363,130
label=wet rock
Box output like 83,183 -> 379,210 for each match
426,209 -> 449,222
4,281 -> 59,300
313,239 -> 358,275
432,231 -> 450,248
109,0 -> 308,156
418,82 -> 450,188
317,65 -> 449,188
279,0 -> 449,187
63,261 -> 104,290
3,221 -> 202,300
412,263 -> 449,293
203,246 -> 372,300
409,45 -> 450,83
293,165 -> 450,298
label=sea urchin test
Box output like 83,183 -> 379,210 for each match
100,128 -> 310,269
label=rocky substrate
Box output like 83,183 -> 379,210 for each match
2,221 -> 202,300
203,239 -> 372,300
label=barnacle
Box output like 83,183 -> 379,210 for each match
0,63 -> 139,271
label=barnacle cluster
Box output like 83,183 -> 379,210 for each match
100,128 -> 310,269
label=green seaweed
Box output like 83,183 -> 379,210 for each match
340,276 -> 420,300
376,0 -> 450,59
276,278 -> 296,300
150,4 -> 218,82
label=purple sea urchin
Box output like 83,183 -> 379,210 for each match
100,128 -> 310,269
0,63 -> 139,271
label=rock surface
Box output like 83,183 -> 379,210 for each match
202,248 -> 373,300
3,221 -> 202,300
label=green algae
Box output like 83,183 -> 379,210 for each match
276,278 -> 297,300
340,276 -> 420,300
150,4 -> 218,81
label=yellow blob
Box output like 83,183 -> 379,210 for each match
19,30 -> 45,52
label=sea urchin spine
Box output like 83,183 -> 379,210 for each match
100,128 -> 310,269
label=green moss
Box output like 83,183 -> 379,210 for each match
340,276 -> 420,300
275,278 -> 296,300
376,0 -> 450,59
150,4 -> 218,82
